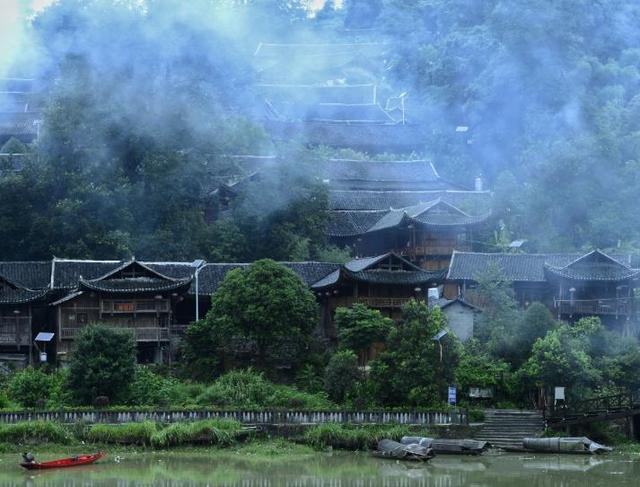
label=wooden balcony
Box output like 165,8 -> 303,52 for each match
61,326 -> 170,342
394,245 -> 457,257
0,317 -> 31,346
554,298 -> 633,317
353,297 -> 414,308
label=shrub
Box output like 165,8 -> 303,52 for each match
304,423 -> 414,450
127,366 -> 182,407
46,369 -> 72,408
68,324 -> 136,405
150,419 -> 242,448
324,350 -> 361,403
195,369 -> 333,409
86,422 -> 157,445
7,367 -> 52,408
0,421 -> 69,444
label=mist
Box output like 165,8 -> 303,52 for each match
0,0 -> 640,259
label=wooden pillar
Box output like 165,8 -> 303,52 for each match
28,305 -> 33,366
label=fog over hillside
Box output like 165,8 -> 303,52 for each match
1,0 -> 640,260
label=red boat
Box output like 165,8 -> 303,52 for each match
20,452 -> 105,470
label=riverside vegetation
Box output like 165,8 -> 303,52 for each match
0,262 -> 637,448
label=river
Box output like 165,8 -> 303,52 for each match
1,451 -> 638,487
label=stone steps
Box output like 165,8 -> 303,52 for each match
475,409 -> 544,449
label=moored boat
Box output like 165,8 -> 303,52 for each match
20,452 -> 105,470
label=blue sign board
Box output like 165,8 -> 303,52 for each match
448,386 -> 457,405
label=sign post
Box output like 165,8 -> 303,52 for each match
448,386 -> 457,406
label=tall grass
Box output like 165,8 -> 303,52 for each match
86,422 -> 157,445
150,419 -> 243,448
303,423 -> 415,450
0,421 -> 70,444
195,369 -> 334,409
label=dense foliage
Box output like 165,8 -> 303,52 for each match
2,0 -> 640,257
334,304 -> 394,354
189,260 -> 318,373
369,301 -> 461,408
68,325 -> 136,405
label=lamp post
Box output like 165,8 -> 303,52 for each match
192,260 -> 205,322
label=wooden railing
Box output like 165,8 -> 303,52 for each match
0,317 -> 30,346
353,297 -> 414,308
547,392 -> 640,424
394,245 -> 458,257
554,298 -> 633,316
61,326 -> 169,341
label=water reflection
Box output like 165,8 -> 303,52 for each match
0,452 -> 638,487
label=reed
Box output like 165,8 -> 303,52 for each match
86,421 -> 157,446
0,421 -> 70,444
150,419 -> 243,448
303,423 -> 415,450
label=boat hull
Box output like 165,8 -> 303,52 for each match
20,452 -> 105,470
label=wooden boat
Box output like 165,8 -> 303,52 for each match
372,439 -> 435,462
20,452 -> 105,470
401,436 -> 490,455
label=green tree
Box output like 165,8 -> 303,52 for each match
369,300 -> 460,407
454,339 -> 512,399
334,304 -> 394,353
324,350 -> 361,403
7,367 -> 53,408
519,317 -> 603,399
203,259 -> 318,372
67,324 -> 136,405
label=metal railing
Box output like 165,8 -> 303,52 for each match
61,326 -> 169,341
554,298 -> 632,316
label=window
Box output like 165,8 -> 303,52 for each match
114,302 -> 135,312
77,313 -> 88,325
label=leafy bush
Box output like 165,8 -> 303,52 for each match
7,367 -> 53,408
86,422 -> 157,445
324,350 -> 361,403
0,421 -> 69,444
150,419 -> 242,448
195,369 -> 333,409
127,366 -> 183,407
68,325 -> 136,405
303,423 -> 415,450
334,304 -> 393,352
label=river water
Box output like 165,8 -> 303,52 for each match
1,451 -> 638,487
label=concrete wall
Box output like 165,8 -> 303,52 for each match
443,302 -> 475,341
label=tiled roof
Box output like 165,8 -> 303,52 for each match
52,259 -> 197,289
329,189 -> 492,211
446,251 -> 638,282
544,250 -> 640,281
264,120 -> 429,153
312,253 -> 443,289
0,287 -> 48,304
447,252 -> 583,282
79,277 -> 192,294
0,262 -> 51,289
319,158 -> 440,186
192,262 -> 340,295
328,200 -> 490,237
52,259 -> 121,289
